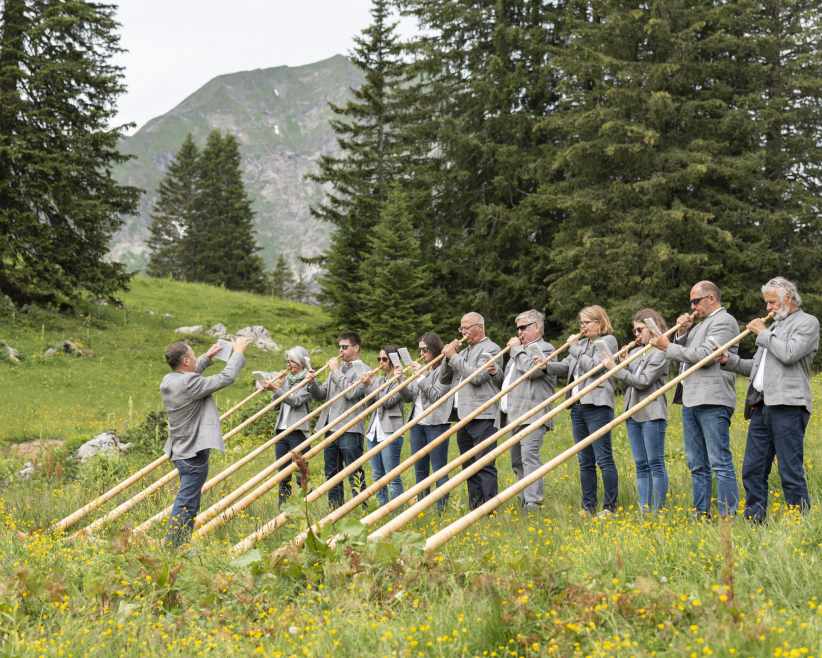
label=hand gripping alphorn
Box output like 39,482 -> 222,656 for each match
51,366 -> 287,534
366,325 -> 687,542
231,341 -> 512,555
186,363 -> 406,536
131,362 -> 376,535
190,348 -> 451,541
68,365 -> 317,539
254,337 -> 581,558
422,313 -> 774,554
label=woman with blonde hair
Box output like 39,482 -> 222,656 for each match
547,305 -> 619,515
602,309 -> 670,512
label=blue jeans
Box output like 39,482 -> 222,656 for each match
682,405 -> 738,516
165,449 -> 210,546
456,419 -> 498,510
570,404 -> 618,513
367,435 -> 404,506
323,432 -> 366,508
409,424 -> 451,510
274,430 -> 307,504
626,418 -> 668,512
743,405 -> 811,521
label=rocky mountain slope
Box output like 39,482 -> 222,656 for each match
112,54 -> 362,272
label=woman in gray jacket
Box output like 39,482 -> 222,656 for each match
364,345 -> 407,506
604,309 -> 670,512
265,346 -> 313,505
546,305 -> 619,515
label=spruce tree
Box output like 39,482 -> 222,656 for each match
146,134 -> 200,279
0,0 -> 139,306
184,130 -> 266,293
358,188 -> 432,347
309,0 -> 406,332
269,254 -> 295,298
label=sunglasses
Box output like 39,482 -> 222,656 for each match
378,356 -> 390,362
338,344 -> 353,350
419,346 -> 430,352
516,322 -> 535,332
690,296 -> 708,306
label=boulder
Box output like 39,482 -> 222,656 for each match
61,340 -> 94,358
18,462 -> 34,480
175,325 -> 204,335
44,347 -> 59,358
207,323 -> 228,338
75,432 -> 132,462
0,341 -> 23,364
236,325 -> 279,352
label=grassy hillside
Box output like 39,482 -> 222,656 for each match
0,275 -> 332,444
0,279 -> 820,657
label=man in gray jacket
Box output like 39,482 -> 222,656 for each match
501,310 -> 556,511
306,331 -> 371,508
653,280 -> 740,516
441,312 -> 504,509
160,336 -> 251,545
721,277 -> 818,521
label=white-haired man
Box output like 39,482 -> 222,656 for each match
721,277 -> 818,521
501,310 -> 556,511
441,312 -> 504,509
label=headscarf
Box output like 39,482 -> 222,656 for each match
285,345 -> 310,385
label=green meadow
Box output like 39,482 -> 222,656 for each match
1,277 -> 820,657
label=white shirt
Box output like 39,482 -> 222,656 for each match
277,403 -> 290,430
500,361 -> 517,413
366,412 -> 388,443
752,350 -> 767,392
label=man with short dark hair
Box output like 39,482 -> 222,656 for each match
306,331 -> 371,508
721,277 -> 819,521
160,336 -> 251,545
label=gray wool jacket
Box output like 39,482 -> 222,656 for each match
614,346 -> 669,422
401,362 -> 455,426
501,339 -> 557,430
546,335 -> 619,408
270,378 -> 312,433
307,359 -> 370,434
161,352 -> 245,460
439,336 -> 505,424
723,308 -> 819,413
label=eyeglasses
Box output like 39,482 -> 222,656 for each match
516,322 -> 535,332
459,322 -> 480,333
689,296 -> 708,306
378,356 -> 390,362
338,344 -> 353,351
633,326 -> 645,335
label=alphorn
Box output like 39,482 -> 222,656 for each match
231,342 -> 514,554
132,362 -> 374,535
365,319 -> 691,540
187,362 -> 408,534
254,336 -> 581,557
51,365 -> 287,534
191,349 -> 451,540
69,365 -> 320,539
423,314 -> 773,554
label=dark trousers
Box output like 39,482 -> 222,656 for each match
165,449 -> 210,546
274,430 -> 307,504
743,405 -> 811,522
456,418 -> 498,510
570,404 -> 618,513
409,423 -> 451,510
323,431 -> 366,508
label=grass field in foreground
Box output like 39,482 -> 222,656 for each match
1,277 -> 820,657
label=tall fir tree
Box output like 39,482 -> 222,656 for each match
268,254 -> 295,298
358,187 -> 432,347
146,134 -> 200,279
397,0 -> 570,335
0,0 -> 139,306
183,130 -> 266,293
309,0 -> 407,332
536,0 -> 822,334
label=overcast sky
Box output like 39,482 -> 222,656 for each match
112,1 -> 414,132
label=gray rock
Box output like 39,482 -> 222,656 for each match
162,313 -> 174,321
18,462 -> 35,479
207,323 -> 228,338
62,340 -> 94,358
0,341 -> 23,364
236,325 -> 279,352
175,325 -> 204,335
75,432 -> 132,462
44,347 -> 59,358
